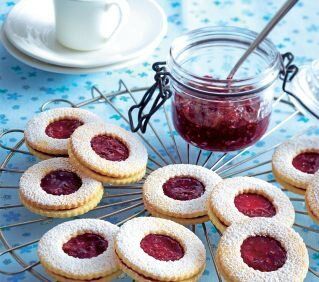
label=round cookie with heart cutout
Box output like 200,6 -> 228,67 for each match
25,108 -> 102,159
272,136 -> 319,194
19,158 -> 103,218
115,217 -> 206,282
68,123 -> 148,184
216,218 -> 309,282
38,219 -> 121,281
207,177 -> 295,232
143,164 -> 222,224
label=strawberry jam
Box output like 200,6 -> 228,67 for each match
292,152 -> 319,174
63,233 -> 108,259
240,236 -> 287,272
163,177 -> 205,201
40,170 -> 82,195
172,91 -> 270,152
45,119 -> 83,139
140,234 -> 184,261
91,135 -> 129,161
234,193 -> 276,218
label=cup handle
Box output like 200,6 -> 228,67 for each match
103,0 -> 130,40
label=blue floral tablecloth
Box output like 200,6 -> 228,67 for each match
0,0 -> 319,281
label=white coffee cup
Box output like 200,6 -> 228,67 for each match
54,0 -> 130,51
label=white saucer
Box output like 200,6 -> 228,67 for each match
4,0 -> 167,69
0,27 -> 153,74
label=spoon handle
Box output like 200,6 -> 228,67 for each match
227,0 -> 299,80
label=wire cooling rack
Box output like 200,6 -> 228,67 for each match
0,80 -> 318,281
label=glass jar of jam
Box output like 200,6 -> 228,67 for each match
167,27 -> 283,152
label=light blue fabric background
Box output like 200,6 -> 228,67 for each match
0,0 -> 319,281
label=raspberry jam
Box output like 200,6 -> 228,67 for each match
234,193 -> 276,218
91,135 -> 129,161
40,170 -> 82,195
63,233 -> 108,259
167,27 -> 281,152
240,236 -> 287,272
140,234 -> 184,261
162,176 -> 205,201
292,152 -> 319,174
45,119 -> 83,139
172,92 -> 270,151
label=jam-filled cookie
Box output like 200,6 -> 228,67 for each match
306,171 -> 319,224
216,218 -> 309,282
25,108 -> 102,159
115,217 -> 206,282
38,219 -> 121,281
19,158 -> 103,218
208,177 -> 295,232
272,136 -> 319,194
68,123 -> 148,184
143,164 -> 222,225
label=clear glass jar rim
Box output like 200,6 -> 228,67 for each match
168,26 -> 283,97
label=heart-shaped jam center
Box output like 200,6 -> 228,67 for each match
241,236 -> 287,272
63,233 -> 108,259
140,234 -> 184,261
40,170 -> 82,195
292,152 -> 319,174
91,135 -> 129,161
45,119 -> 83,139
234,193 -> 276,218
163,176 -> 205,201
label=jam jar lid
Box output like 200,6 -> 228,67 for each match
290,60 -> 319,120
167,26 -> 283,98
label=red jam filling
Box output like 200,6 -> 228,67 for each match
162,176 -> 205,201
40,170 -> 82,195
234,193 -> 276,218
45,119 -> 83,139
62,233 -> 108,259
91,135 -> 129,161
172,84 -> 270,152
140,234 -> 184,261
292,152 -> 319,174
241,236 -> 287,272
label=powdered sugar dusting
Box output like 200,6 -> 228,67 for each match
217,218 -> 309,281
38,219 -> 120,278
115,217 -> 206,281
25,108 -> 102,155
272,136 -> 319,188
70,123 -> 148,177
143,164 -> 222,218
306,171 -> 319,221
209,177 -> 295,227
20,158 -> 102,209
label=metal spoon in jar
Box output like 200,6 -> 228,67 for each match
227,0 -> 299,80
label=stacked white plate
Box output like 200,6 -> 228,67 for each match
1,0 -> 167,74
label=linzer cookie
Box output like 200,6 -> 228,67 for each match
19,158 -> 103,218
208,177 -> 295,232
115,217 -> 206,282
68,123 -> 148,184
306,171 -> 319,224
143,164 -> 222,224
25,107 -> 102,159
216,218 -> 309,282
38,219 -> 121,281
272,136 -> 319,194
